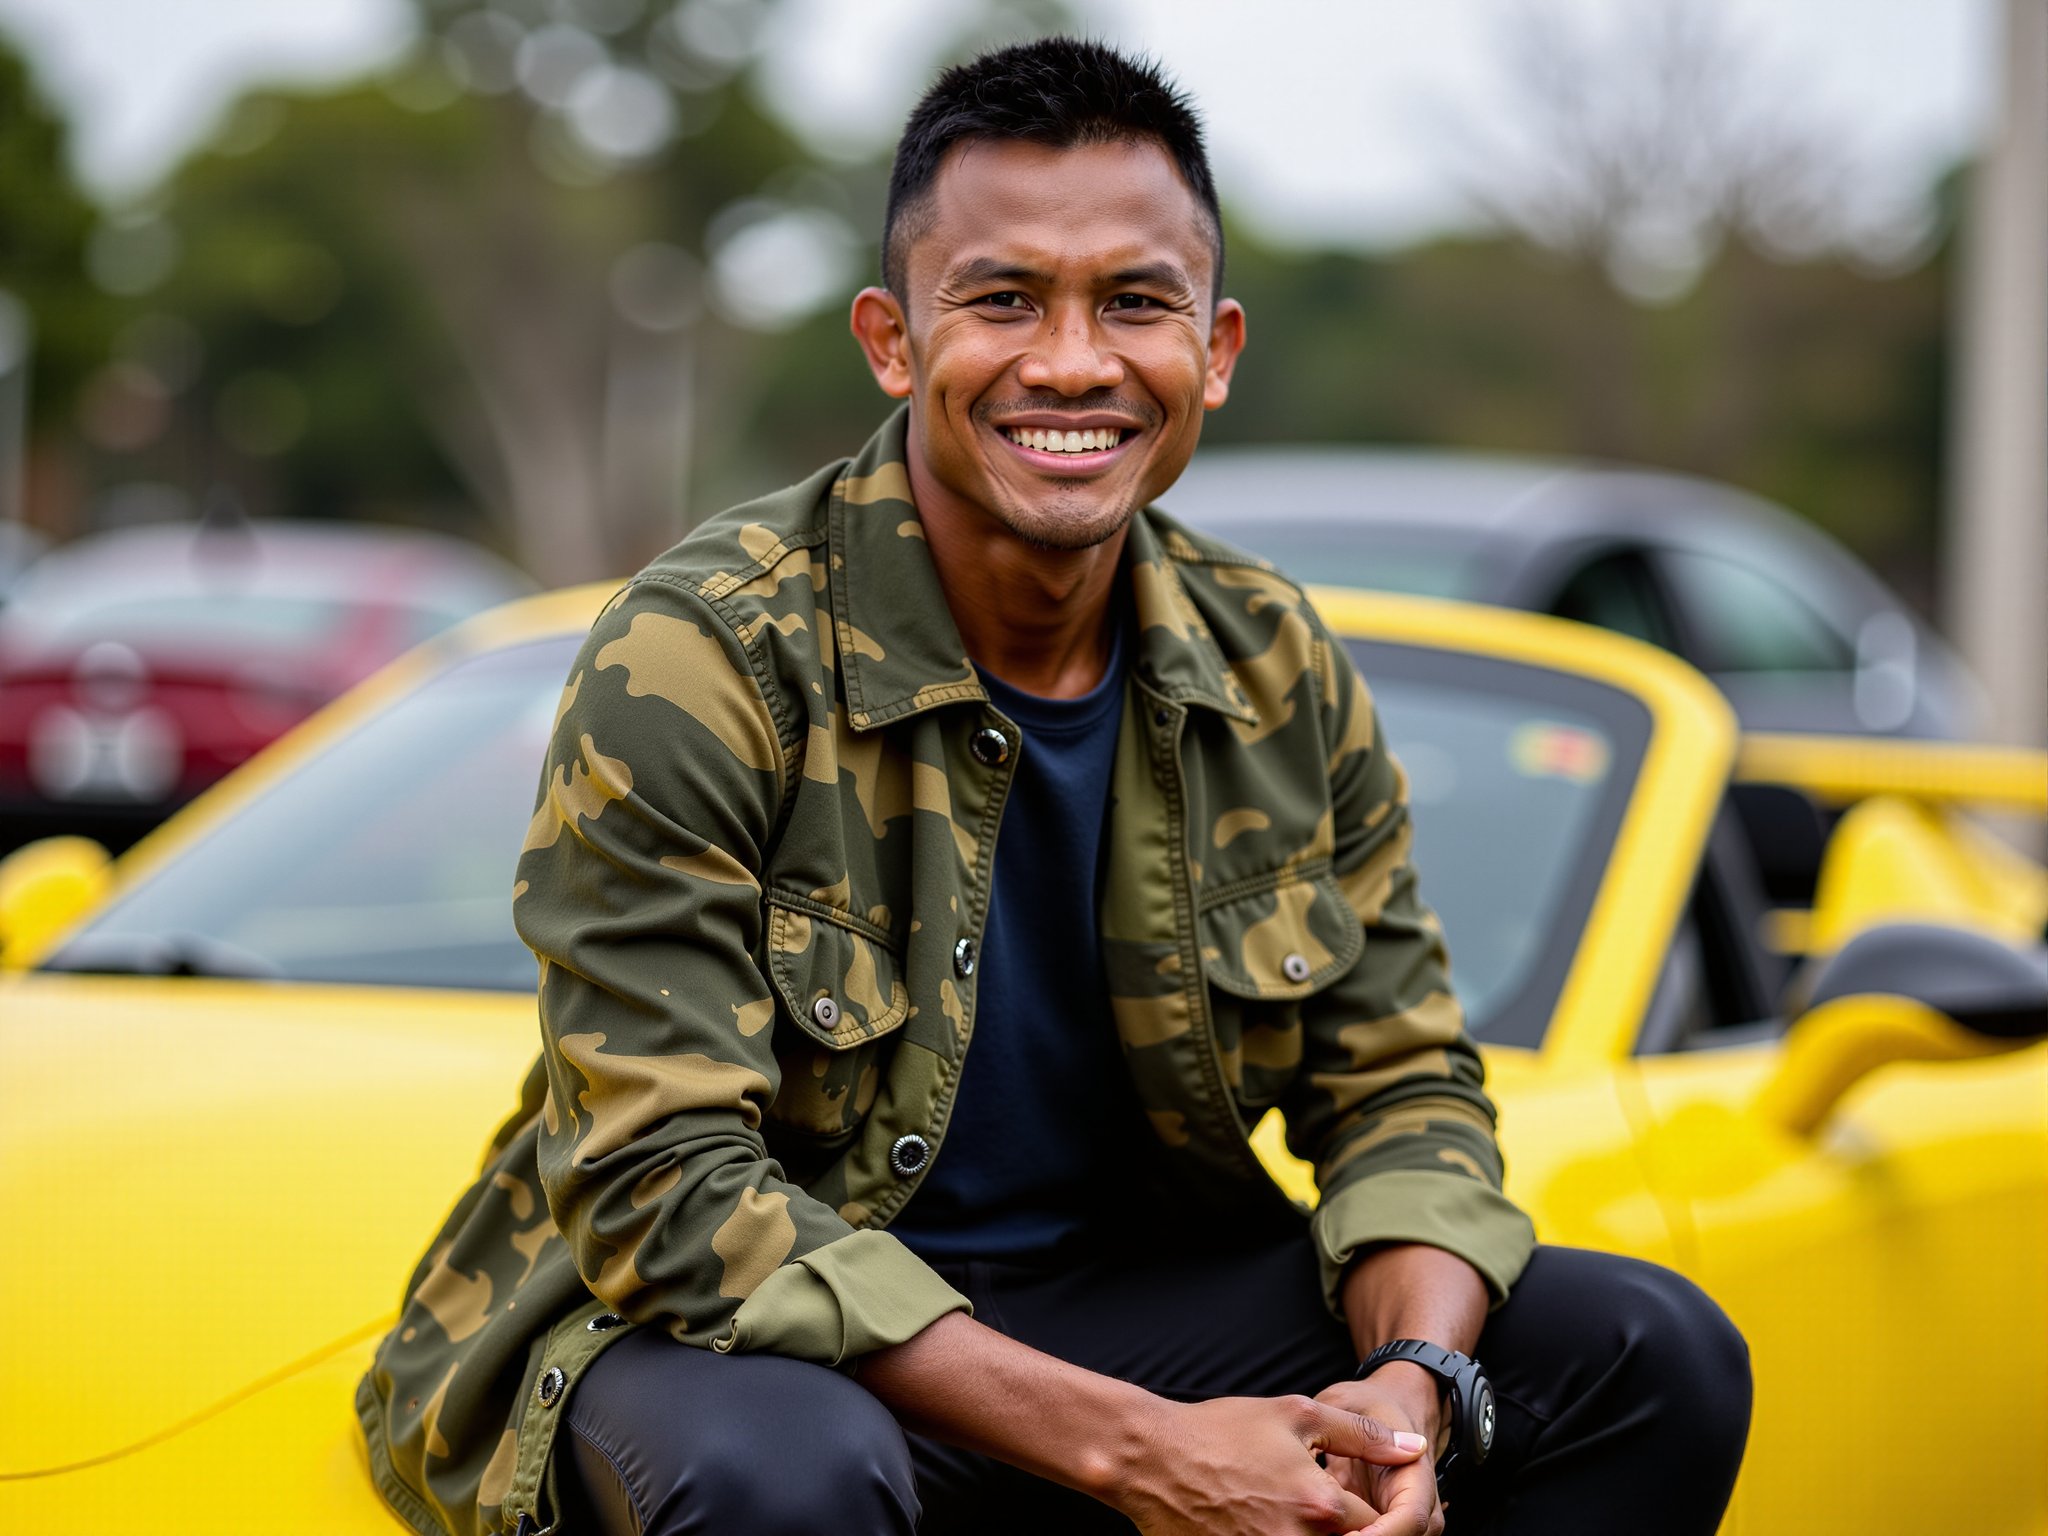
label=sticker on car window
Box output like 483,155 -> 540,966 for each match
1508,721 -> 1610,785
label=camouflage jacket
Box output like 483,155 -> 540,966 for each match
357,409 -> 1536,1535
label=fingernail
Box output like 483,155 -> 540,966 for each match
1393,1432 -> 1428,1454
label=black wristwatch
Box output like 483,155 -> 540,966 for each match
1355,1339 -> 1495,1491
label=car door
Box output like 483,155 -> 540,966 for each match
1624,832 -> 2048,1536
1633,1040 -> 2047,1535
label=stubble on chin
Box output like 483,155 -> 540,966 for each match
986,482 -> 1140,552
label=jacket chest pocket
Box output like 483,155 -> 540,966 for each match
1198,870 -> 1363,1103
763,896 -> 910,1138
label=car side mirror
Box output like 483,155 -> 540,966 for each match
1852,611 -> 1918,733
1755,922 -> 2048,1136
0,835 -> 112,968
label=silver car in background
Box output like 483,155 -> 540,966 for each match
1165,448 -> 1980,741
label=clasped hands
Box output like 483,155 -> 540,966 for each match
1117,1367 -> 1447,1536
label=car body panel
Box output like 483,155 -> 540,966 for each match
0,1340 -> 397,1532
1737,734 -> 2048,813
1632,1040 -> 2048,1536
0,582 -> 2040,1533
1803,796 -> 2048,952
1730,733 -> 2048,958
0,978 -> 532,1474
1253,1049 -> 1690,1269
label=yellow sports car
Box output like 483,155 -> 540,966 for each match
1,586 -> 2042,1535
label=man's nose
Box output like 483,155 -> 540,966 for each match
1016,311 -> 1125,395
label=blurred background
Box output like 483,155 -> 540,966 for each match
0,0 -> 2040,852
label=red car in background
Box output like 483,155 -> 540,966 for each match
0,518 -> 533,851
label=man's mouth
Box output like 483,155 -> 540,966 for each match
998,425 -> 1135,455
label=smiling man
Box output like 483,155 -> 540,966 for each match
361,38 -> 1749,1536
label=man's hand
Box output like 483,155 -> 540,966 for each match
1315,1372 -> 1445,1536
1324,1243 -> 1493,1536
1114,1394 -> 1429,1536
860,1312 -> 1423,1535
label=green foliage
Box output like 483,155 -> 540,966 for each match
0,30 -> 114,417
102,14 -> 837,565
145,85 -> 481,522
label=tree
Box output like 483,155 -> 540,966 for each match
135,10 -> 838,577
0,28 -> 120,531
1447,0 -> 1912,304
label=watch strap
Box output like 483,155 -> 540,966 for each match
1359,1338 -> 1465,1382
1356,1338 -> 1496,1486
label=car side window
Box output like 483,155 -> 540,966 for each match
1639,810 -> 1791,1054
1657,548 -> 1852,674
1549,552 -> 1679,651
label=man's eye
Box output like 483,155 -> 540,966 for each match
1108,294 -> 1161,311
979,291 -> 1029,310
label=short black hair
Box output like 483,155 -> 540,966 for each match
882,37 -> 1224,303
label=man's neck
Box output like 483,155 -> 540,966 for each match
909,465 -> 1129,701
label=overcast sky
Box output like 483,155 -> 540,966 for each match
0,0 -> 1998,248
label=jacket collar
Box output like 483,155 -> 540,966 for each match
828,408 -> 1256,731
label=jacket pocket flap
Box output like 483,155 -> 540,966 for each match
1199,872 -> 1364,1000
768,898 -> 911,1048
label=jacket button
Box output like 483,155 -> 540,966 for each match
812,995 -> 841,1029
889,1133 -> 932,1177
970,726 -> 1010,766
953,937 -> 977,977
585,1312 -> 625,1332
1281,952 -> 1312,984
536,1366 -> 566,1407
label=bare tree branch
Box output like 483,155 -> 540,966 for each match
1445,0 -> 1865,301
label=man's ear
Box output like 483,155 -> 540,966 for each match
1203,297 -> 1246,411
850,287 -> 914,399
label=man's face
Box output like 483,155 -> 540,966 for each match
853,137 -> 1244,552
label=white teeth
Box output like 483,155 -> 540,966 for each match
1007,427 -> 1122,452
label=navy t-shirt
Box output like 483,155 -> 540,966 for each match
889,621 -> 1149,1261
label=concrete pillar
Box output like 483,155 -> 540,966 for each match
1944,0 -> 2048,752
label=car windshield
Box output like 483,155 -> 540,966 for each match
1351,641 -> 1648,1046
45,631 -> 1650,1045
44,638 -> 576,992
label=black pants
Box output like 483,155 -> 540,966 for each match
557,1242 -> 1751,1534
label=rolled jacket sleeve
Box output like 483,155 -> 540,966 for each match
1281,616 -> 1536,1311
515,576 -> 966,1361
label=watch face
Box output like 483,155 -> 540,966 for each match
1477,1381 -> 1497,1457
